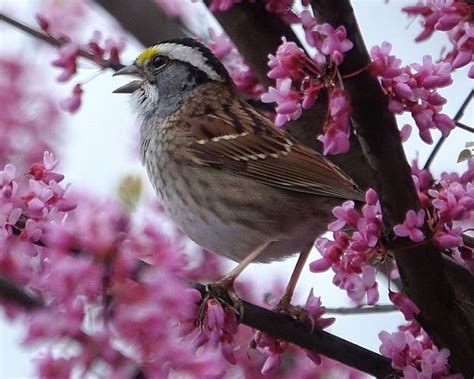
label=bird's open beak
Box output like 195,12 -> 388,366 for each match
113,65 -> 144,94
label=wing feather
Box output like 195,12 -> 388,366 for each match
178,86 -> 364,202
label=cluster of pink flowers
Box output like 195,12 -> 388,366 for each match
262,38 -> 353,153
0,152 -> 75,247
379,321 -> 460,378
262,7 -> 353,153
207,29 -> 264,99
0,153 -> 232,377
317,88 -> 352,154
185,298 -> 240,365
207,0 -> 310,23
38,14 -> 125,113
250,288 -> 335,375
0,58 -> 63,168
310,189 -> 382,304
394,159 -> 474,271
403,0 -> 473,77
370,42 -> 455,144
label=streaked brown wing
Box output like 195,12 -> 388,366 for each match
181,90 -> 364,202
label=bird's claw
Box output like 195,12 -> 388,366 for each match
273,298 -> 315,332
197,279 -> 243,327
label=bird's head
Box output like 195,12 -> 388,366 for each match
113,38 -> 231,120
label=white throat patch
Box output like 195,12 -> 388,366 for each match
156,43 -> 222,81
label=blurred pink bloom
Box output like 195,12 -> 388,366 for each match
208,0 -> 240,12
433,226 -> 463,249
61,84 -> 83,113
400,124 -> 413,142
403,0 -> 471,40
35,13 -> 50,32
207,28 -> 263,98
394,209 -> 426,242
252,330 -> 289,375
0,58 -> 63,167
188,298 -> 239,365
52,43 -> 79,82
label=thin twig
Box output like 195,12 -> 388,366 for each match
455,121 -> 474,133
325,304 -> 398,315
424,90 -> 474,170
0,13 -> 123,71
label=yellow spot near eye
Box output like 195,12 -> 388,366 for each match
135,46 -> 159,64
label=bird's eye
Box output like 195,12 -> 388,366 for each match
152,55 -> 168,69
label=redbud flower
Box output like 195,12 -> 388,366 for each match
318,88 -> 352,155
61,84 -> 83,113
393,209 -> 426,242
52,43 -> 79,82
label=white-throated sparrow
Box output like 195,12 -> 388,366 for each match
114,38 -> 364,303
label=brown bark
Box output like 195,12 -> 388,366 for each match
310,1 -> 474,376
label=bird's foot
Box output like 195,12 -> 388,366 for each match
273,295 -> 315,332
197,277 -> 243,326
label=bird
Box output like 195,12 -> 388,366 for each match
113,38 -> 364,309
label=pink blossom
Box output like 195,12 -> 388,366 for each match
252,330 -> 289,375
429,181 -> 474,221
207,28 -> 263,98
311,189 -> 384,303
61,84 -> 83,113
261,78 -> 302,127
52,43 -> 79,82
208,0 -> 240,12
433,226 -> 463,249
379,325 -> 458,377
318,88 -> 352,155
299,13 -> 353,66
345,266 -> 379,305
400,124 -> 413,142
403,0 -> 471,40
304,288 -> 335,329
370,43 -> 455,143
35,13 -> 50,32
389,291 -> 420,321
0,58 -> 63,167
393,209 -> 426,242
186,298 -> 239,365
328,200 -> 360,231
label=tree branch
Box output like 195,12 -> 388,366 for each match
311,1 -> 474,376
94,0 -> 186,47
0,13 -> 123,71
0,276 -> 43,310
424,89 -> 473,170
0,273 -> 396,378
325,304 -> 398,315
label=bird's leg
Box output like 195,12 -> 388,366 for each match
216,241 -> 271,289
201,242 -> 271,320
274,242 -> 315,328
